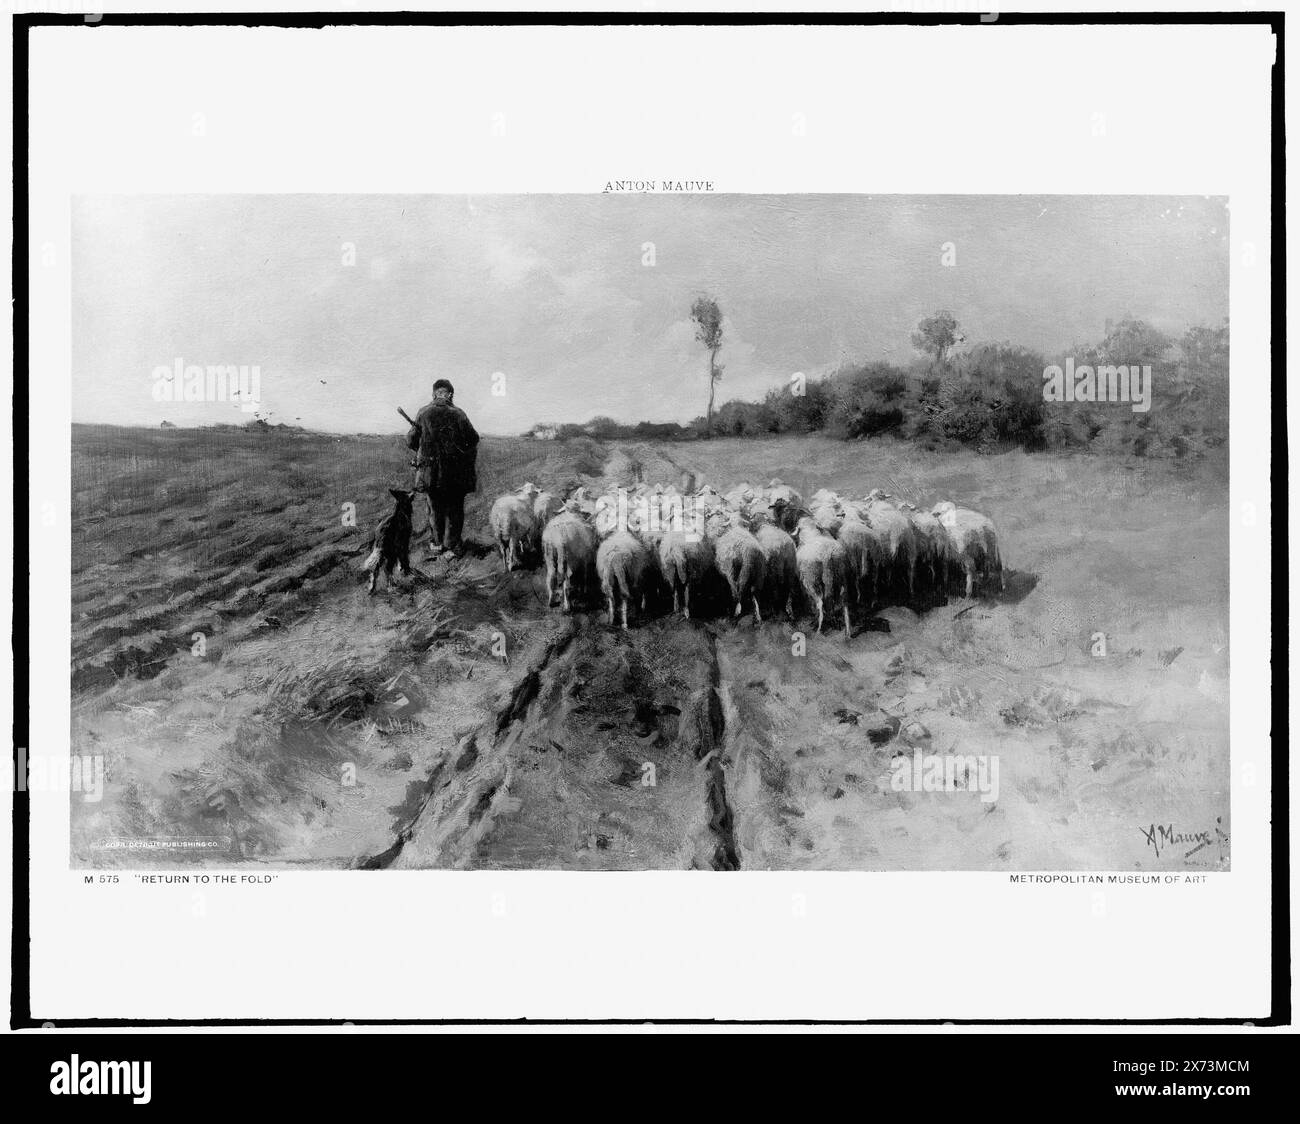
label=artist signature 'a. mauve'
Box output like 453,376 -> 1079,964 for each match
1140,818 -> 1229,861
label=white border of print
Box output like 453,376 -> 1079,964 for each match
19,9 -> 1274,1022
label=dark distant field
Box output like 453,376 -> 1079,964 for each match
70,425 -> 1230,871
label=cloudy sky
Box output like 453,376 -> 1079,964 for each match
72,194 -> 1228,434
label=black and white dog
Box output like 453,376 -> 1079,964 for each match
363,489 -> 416,594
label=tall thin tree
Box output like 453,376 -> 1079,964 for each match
691,295 -> 724,435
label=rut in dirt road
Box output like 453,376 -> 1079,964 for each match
692,629 -> 740,870
359,614 -> 745,870
356,622 -> 581,870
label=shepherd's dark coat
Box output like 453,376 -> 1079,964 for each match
407,399 -> 480,495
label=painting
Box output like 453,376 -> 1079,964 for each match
69,193 -> 1231,871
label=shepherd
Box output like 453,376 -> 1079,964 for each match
401,378 -> 480,558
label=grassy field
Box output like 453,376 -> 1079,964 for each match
70,425 -> 1230,871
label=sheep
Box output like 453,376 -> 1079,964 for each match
596,529 -> 655,630
858,490 -> 919,600
835,512 -> 886,612
489,487 -> 538,571
654,489 -> 689,540
629,490 -> 675,549
809,496 -> 844,535
931,500 -> 1004,597
531,490 -> 565,551
654,487 -> 709,549
697,489 -> 728,520
723,483 -> 757,511
592,491 -> 623,539
701,504 -> 734,543
657,529 -> 715,619
541,511 -> 598,612
752,515 -> 798,620
794,516 -> 851,636
763,479 -> 803,533
900,503 -> 952,592
712,514 -> 766,622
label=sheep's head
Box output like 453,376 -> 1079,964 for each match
702,508 -> 732,539
518,481 -> 541,500
809,504 -> 843,534
931,500 -> 957,518
794,516 -> 822,543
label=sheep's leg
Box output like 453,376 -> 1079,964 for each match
621,598 -> 630,631
683,582 -> 691,620
562,571 -> 572,613
607,591 -> 617,625
843,600 -> 852,640
367,568 -> 378,595
964,564 -> 974,598
815,595 -> 824,634
752,595 -> 762,624
672,585 -> 680,615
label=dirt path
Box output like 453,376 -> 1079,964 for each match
377,616 -> 742,870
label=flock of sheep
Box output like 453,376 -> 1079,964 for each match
489,479 -> 1004,633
